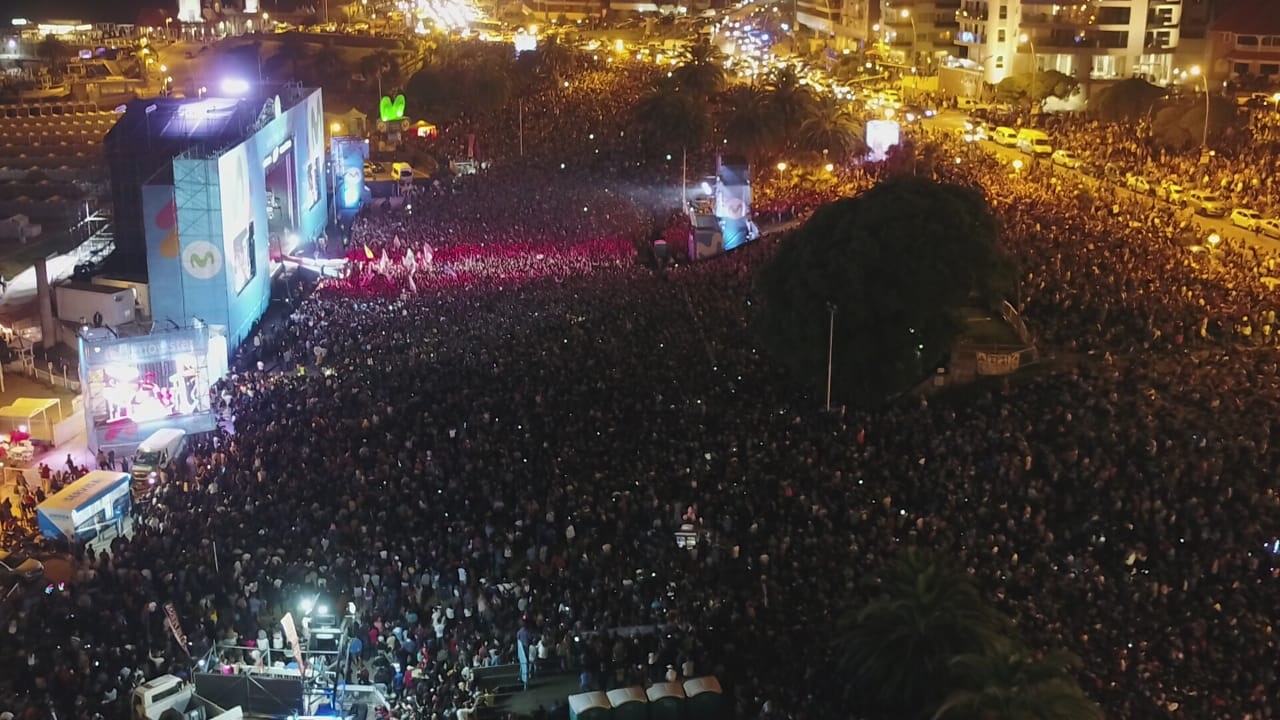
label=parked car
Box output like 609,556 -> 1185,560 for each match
1185,190 -> 1229,217
1156,181 -> 1185,203
1230,208 -> 1264,230
993,126 -> 1019,147
0,550 -> 44,582
1260,218 -> 1280,239
1125,174 -> 1152,194
1051,149 -> 1082,168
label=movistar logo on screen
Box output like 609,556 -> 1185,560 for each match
189,252 -> 216,267
182,240 -> 223,280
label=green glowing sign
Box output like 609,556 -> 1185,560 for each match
379,94 -> 407,123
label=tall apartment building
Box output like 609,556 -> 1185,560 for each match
879,0 -> 962,66
953,0 -> 1182,86
795,0 -> 878,50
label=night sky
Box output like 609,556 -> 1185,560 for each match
3,1 -> 304,25
3,0 -> 163,24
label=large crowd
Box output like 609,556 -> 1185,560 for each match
4,57 -> 1280,720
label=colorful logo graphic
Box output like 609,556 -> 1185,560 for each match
155,197 -> 180,259
182,240 -> 223,280
379,93 -> 407,123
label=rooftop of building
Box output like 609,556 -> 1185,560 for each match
1211,0 -> 1280,36
103,85 -> 318,162
55,279 -> 129,294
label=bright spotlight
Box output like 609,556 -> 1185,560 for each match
299,598 -> 315,614
220,77 -> 250,96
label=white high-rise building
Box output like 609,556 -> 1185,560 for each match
954,0 -> 1181,86
795,0 -> 877,50
177,0 -> 204,23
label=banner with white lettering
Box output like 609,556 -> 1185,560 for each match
975,351 -> 1022,376
280,612 -> 306,671
163,602 -> 191,657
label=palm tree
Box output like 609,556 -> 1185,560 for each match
933,651 -> 1102,720
798,96 -> 866,161
37,35 -> 73,73
271,32 -> 313,83
533,36 -> 574,85
839,550 -> 1014,718
716,85 -> 782,168
633,80 -> 711,157
311,45 -> 348,93
765,66 -> 817,141
672,39 -> 725,98
360,50 -> 402,97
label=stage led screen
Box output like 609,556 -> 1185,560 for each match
219,142 -> 256,295
304,91 -> 325,211
866,120 -> 901,162
332,136 -> 369,211
80,328 -> 218,451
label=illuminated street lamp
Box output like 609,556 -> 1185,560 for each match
777,161 -> 788,171
899,9 -> 917,66
1012,158 -> 1025,171
1207,232 -> 1222,247
1019,33 -> 1038,113
1189,66 -> 1209,148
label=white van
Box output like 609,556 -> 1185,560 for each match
1016,128 -> 1053,156
132,428 -> 187,485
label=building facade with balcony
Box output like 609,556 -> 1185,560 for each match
878,0 -> 962,67
1207,0 -> 1280,87
796,0 -> 878,50
952,0 -> 1181,86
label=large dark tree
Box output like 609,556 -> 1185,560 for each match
754,176 -> 1010,404
765,66 -> 817,141
671,38 -> 725,98
1150,95 -> 1242,151
934,651 -> 1102,720
269,32 -> 312,83
994,69 -> 1077,106
1088,77 -> 1166,121
632,80 -> 711,157
797,95 -> 866,161
36,35 -> 74,72
837,550 -> 1015,718
716,85 -> 783,167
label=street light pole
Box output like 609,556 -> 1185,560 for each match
900,9 -> 917,68
1190,65 -> 1209,148
825,302 -> 836,411
681,146 -> 687,209
792,0 -> 800,54
1019,33 -> 1037,114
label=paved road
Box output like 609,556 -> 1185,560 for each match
923,110 -> 1280,254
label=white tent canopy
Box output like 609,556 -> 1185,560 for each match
683,676 -> 723,697
606,687 -> 647,706
568,691 -> 610,717
646,683 -> 686,702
